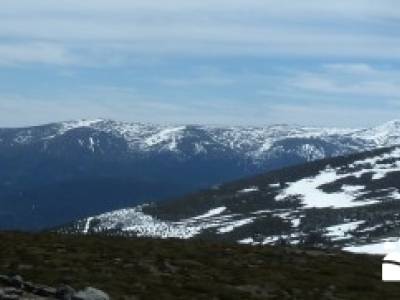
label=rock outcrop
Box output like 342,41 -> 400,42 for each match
0,275 -> 109,300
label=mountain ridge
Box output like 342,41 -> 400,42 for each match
60,146 -> 400,255
6,118 -> 400,161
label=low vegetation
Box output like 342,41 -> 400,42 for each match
0,232 -> 397,299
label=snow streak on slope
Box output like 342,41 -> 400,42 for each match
238,186 -> 260,193
144,126 -> 186,151
189,207 -> 227,220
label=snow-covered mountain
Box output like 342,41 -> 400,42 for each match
5,118 -> 400,161
3,118 -> 396,158
61,146 -> 400,255
1,119 -> 400,230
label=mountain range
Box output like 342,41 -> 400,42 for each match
2,119 -> 400,230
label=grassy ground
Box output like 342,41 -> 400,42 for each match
0,232 -> 398,299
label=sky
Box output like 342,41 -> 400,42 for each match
1,0 -> 400,128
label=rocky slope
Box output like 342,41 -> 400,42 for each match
0,274 -> 109,300
62,146 -> 400,255
2,119 -> 400,230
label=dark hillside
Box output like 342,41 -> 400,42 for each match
64,146 -> 400,253
146,147 -> 394,219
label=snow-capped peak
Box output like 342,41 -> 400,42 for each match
59,118 -> 106,134
353,119 -> 400,146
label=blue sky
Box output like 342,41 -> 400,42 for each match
1,0 -> 400,127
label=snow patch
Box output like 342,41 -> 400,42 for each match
325,221 -> 364,241
189,207 -> 227,220
276,168 -> 377,208
144,126 -> 186,150
262,236 -> 282,245
238,186 -> 259,193
60,119 -> 104,134
238,237 -> 255,245
83,206 -> 256,239
276,148 -> 400,209
291,218 -> 301,228
88,137 -> 95,152
217,218 -> 254,234
269,183 -> 281,188
83,217 -> 94,234
344,237 -> 400,255
342,185 -> 365,194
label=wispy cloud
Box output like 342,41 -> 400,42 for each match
1,1 -> 400,65
266,103 -> 400,128
2,1 -> 400,127
0,42 -> 75,66
289,64 -> 400,98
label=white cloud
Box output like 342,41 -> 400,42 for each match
159,70 -> 236,87
2,1 -> 400,127
322,64 -> 377,75
2,81 -> 398,129
0,88 -> 261,127
0,1 -> 400,65
289,64 -> 400,98
0,42 -> 75,65
2,0 -> 400,19
266,103 -> 400,128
